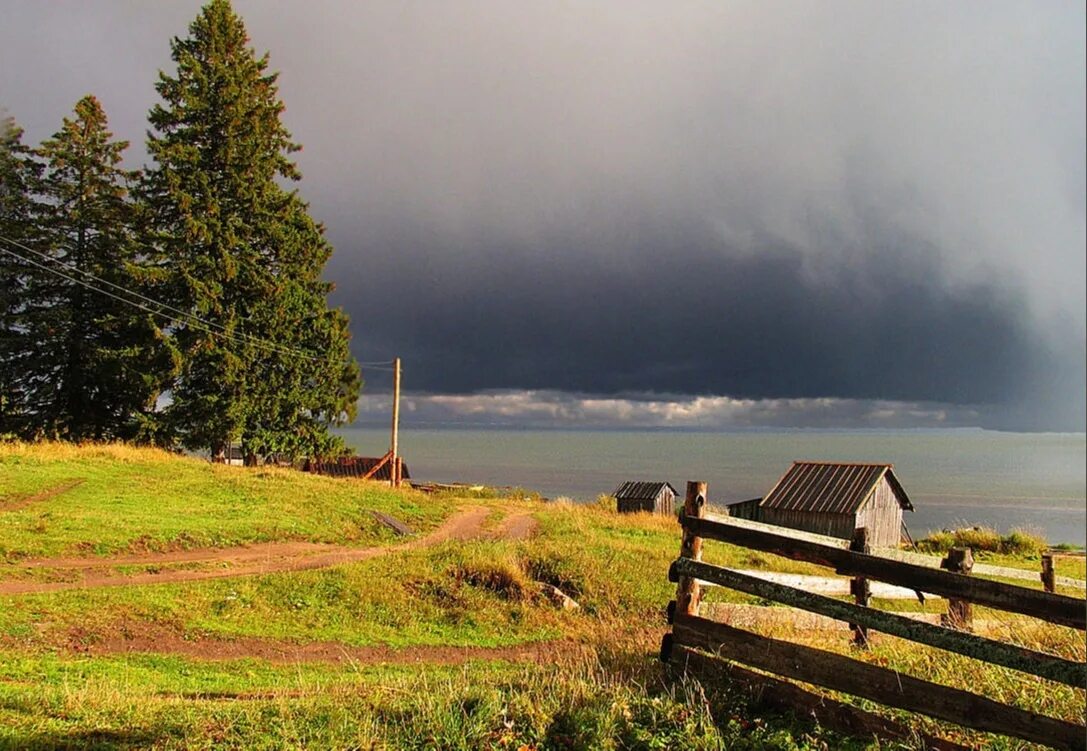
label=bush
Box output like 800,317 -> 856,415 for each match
1000,529 -> 1047,557
953,526 -> 1002,552
917,526 -> 1048,558
916,530 -> 955,554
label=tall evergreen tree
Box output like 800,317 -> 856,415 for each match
145,0 -> 359,461
0,116 -> 44,436
25,96 -> 174,440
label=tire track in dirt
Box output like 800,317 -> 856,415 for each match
0,505 -> 498,595
0,478 -> 84,512
63,620 -> 592,667
491,510 -> 539,540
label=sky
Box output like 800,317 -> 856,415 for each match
2,1 -> 1084,431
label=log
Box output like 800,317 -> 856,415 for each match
683,515 -> 1086,630
669,557 -> 1086,687
673,615 -> 1085,751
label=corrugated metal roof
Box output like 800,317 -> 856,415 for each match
760,461 -> 912,515
613,481 -> 677,501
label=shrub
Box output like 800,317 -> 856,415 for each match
916,530 -> 954,554
952,526 -> 1001,552
1000,529 -> 1047,557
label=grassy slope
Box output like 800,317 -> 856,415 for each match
0,442 -> 447,561
0,443 -> 1082,750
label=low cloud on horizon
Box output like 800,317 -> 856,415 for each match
355,388 -> 990,432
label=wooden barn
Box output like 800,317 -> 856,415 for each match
726,461 -> 913,547
613,481 -> 677,515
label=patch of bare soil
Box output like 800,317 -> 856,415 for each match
0,479 -> 84,512
0,506 -> 515,595
63,620 -> 590,667
492,511 -> 539,540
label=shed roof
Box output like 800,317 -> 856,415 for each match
613,481 -> 677,501
308,456 -> 411,482
760,461 -> 913,514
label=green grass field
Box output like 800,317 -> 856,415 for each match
0,442 -> 1082,750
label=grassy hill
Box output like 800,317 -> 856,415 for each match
0,443 -> 1081,750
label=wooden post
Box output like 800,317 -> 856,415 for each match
941,547 -> 974,631
849,527 -> 871,647
1041,552 -> 1055,593
390,357 -> 401,488
676,481 -> 708,618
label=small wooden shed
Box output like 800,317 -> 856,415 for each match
726,461 -> 913,547
613,481 -> 678,515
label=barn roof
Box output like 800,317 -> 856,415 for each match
760,461 -> 913,514
308,456 -> 411,482
613,481 -> 677,501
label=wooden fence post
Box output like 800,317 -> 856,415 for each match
1041,552 -> 1056,593
663,481 -> 707,662
676,481 -> 708,618
941,547 -> 974,631
849,527 -> 871,646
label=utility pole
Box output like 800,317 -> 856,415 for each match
390,357 -> 401,488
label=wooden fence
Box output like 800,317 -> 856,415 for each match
660,481 -> 1087,751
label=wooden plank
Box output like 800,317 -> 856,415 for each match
673,615 -> 1086,751
359,451 -> 392,481
684,515 -> 1086,630
671,645 -> 974,751
675,481 -> 707,617
671,557 -> 1087,687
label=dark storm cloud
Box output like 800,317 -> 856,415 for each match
1,1 -> 1084,429
335,215 -> 1085,430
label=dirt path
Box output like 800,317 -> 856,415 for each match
492,510 -> 539,540
0,506 -> 498,595
0,478 -> 84,512
62,620 -> 590,667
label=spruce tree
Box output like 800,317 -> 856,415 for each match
145,0 -> 359,461
28,96 -> 173,441
0,116 -> 44,436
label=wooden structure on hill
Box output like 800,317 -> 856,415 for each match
305,455 -> 410,483
613,481 -> 678,515
725,461 -> 913,547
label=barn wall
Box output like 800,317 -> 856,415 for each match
725,499 -> 761,521
759,509 -> 855,540
657,490 -> 676,516
854,478 -> 904,547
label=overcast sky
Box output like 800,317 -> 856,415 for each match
2,1 -> 1084,431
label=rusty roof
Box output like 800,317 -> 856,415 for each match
760,461 -> 913,515
613,481 -> 677,501
308,456 -> 411,482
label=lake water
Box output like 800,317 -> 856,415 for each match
336,428 -> 1087,546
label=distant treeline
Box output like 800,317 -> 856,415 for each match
0,0 -> 360,463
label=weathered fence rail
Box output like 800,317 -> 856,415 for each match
685,513 -> 1085,629
662,481 -> 1087,751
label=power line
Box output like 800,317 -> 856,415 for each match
0,241 -> 387,371
0,233 -> 377,368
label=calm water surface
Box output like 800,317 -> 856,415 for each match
336,428 -> 1087,545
